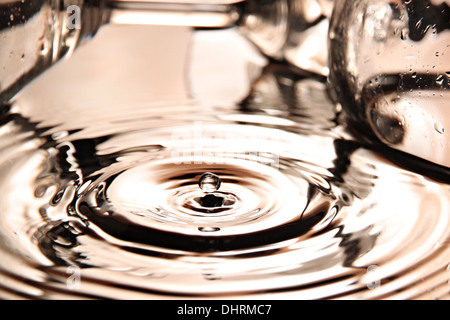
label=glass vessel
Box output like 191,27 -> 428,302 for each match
0,0 -> 333,103
329,0 -> 450,169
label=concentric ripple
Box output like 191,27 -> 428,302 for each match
75,122 -> 339,241
0,28 -> 449,299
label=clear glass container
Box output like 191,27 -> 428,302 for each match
329,0 -> 450,169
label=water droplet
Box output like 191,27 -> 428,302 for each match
415,18 -> 423,29
198,227 -> 221,233
198,172 -> 221,193
434,122 -> 445,135
436,75 -> 444,86
411,72 -> 417,79
400,29 -> 409,40
435,52 -> 440,57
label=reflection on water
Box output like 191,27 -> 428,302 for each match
0,25 -> 449,300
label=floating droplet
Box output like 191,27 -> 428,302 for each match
198,172 -> 221,193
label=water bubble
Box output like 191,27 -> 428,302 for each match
198,172 -> 221,193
